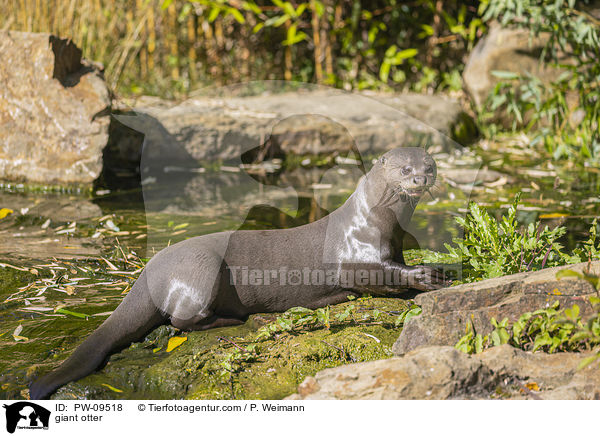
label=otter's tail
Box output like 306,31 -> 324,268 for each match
29,270 -> 167,400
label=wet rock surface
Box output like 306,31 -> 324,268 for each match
113,89 -> 475,169
0,31 -> 111,184
393,261 -> 600,355
287,344 -> 600,400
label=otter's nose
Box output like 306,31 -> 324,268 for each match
413,176 -> 427,186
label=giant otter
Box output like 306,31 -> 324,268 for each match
29,147 -> 447,400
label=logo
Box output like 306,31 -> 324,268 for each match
3,402 -> 50,433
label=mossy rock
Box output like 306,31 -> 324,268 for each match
52,297 -> 410,400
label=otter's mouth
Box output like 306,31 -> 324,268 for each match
395,186 -> 428,198
403,188 -> 427,197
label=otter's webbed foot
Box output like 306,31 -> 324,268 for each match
403,264 -> 450,291
378,261 -> 450,292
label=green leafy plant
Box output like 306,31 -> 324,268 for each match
394,304 -> 422,327
571,219 -> 600,263
456,297 -> 600,369
455,320 -> 486,354
218,344 -> 258,382
256,306 -> 331,339
1,0 -> 488,96
479,0 -> 600,164
445,192 -> 569,281
255,296 -> 405,340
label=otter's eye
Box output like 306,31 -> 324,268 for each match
425,165 -> 434,174
380,156 -> 387,165
401,166 -> 412,175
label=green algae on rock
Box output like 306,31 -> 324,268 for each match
49,297 -> 409,400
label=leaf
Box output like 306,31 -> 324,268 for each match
0,208 -> 13,220
420,24 -> 434,37
403,306 -> 422,324
241,1 -> 262,14
577,354 -> 600,370
101,383 -> 123,393
490,70 -> 521,80
282,2 -> 295,17
525,382 -> 539,391
166,336 -> 188,352
104,219 -> 120,232
208,7 -> 220,23
101,257 -> 119,271
474,333 -> 484,353
564,305 -> 580,321
13,325 -> 23,336
379,61 -> 391,82
539,213 -> 568,219
12,324 -> 28,341
556,269 -> 582,280
55,308 -> 89,319
265,14 -> 290,27
312,1 -> 323,17
393,48 -> 418,63
227,7 -> 245,24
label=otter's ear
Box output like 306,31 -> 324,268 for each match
380,156 -> 387,165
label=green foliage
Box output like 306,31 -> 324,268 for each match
0,0 -> 487,96
395,304 -> 422,327
255,296 -> 403,340
218,344 -> 258,381
256,306 -> 332,339
445,192 -> 570,281
571,218 -> 600,263
455,297 -> 600,369
455,320 -> 486,354
479,0 -> 600,165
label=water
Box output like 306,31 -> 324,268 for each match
0,157 -> 598,399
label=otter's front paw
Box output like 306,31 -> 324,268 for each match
407,265 -> 450,291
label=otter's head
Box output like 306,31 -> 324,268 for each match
377,147 -> 436,199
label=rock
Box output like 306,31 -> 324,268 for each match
287,344 -> 600,400
114,87 -> 476,170
393,261 -> 600,355
42,298 -> 407,400
0,31 -> 110,184
439,168 -> 509,186
479,345 -> 600,400
463,23 -> 571,108
29,198 -> 102,222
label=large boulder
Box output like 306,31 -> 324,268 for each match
0,31 -> 110,184
287,344 -> 600,400
114,88 -> 476,170
393,261 -> 600,355
463,23 -> 569,108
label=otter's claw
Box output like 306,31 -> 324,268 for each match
407,265 -> 451,291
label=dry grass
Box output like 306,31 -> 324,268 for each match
0,0 -> 264,97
